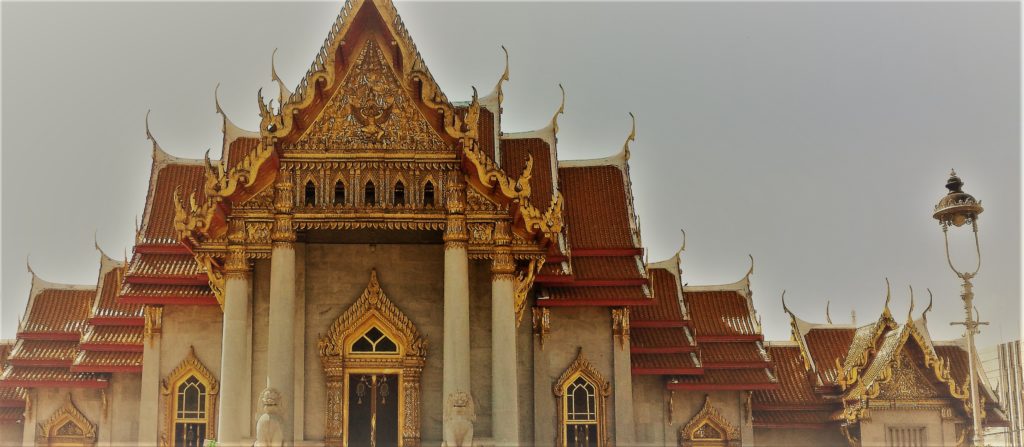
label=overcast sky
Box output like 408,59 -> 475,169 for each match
1,2 -> 1019,346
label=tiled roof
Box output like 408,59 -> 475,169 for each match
72,351 -> 143,372
684,290 -> 759,337
670,368 -> 777,386
501,137 -> 554,208
558,165 -> 635,249
91,265 -> 144,321
225,137 -> 260,171
7,340 -> 78,365
0,407 -> 23,423
631,328 -> 694,350
0,386 -> 25,404
752,409 -> 833,427
80,326 -> 143,349
141,163 -> 208,245
701,342 -> 769,365
20,287 -> 96,335
0,365 -> 107,387
125,253 -> 205,280
754,345 -> 823,406
804,327 -> 856,385
632,268 -> 685,322
842,317 -> 893,373
119,282 -> 214,301
542,286 -> 648,302
478,108 -> 495,159
570,257 -> 645,281
632,353 -> 700,372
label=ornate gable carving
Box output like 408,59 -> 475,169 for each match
318,269 -> 426,358
37,394 -> 96,446
876,351 -> 940,400
680,395 -> 741,446
289,39 -> 448,153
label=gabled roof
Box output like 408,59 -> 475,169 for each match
17,273 -> 96,339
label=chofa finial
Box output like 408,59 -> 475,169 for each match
673,229 -> 687,258
214,83 -> 225,116
883,277 -> 892,313
781,290 -> 794,316
745,254 -> 754,280
26,255 -> 35,277
550,84 -> 566,135
826,300 -> 833,324
907,285 -> 915,320
622,112 -> 636,161
922,288 -> 934,321
271,48 -> 292,104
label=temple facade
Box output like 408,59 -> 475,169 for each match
0,1 -> 1008,446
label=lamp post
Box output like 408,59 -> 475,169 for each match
932,169 -> 989,446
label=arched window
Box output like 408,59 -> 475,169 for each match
555,350 -> 609,447
364,181 -> 376,206
423,181 -> 435,207
334,181 -> 346,205
351,326 -> 398,354
393,181 -> 405,206
174,376 -> 208,447
304,181 -> 316,206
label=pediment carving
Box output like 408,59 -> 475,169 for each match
290,39 -> 448,153
680,395 -> 740,446
37,394 -> 96,446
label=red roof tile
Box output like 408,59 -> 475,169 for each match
80,326 -> 143,350
0,386 -> 25,405
0,407 -> 23,423
141,163 -> 208,245
632,353 -> 700,373
225,137 -> 260,171
754,345 -> 823,406
804,327 -> 855,385
631,328 -> 694,350
684,290 -> 758,337
558,166 -> 635,249
541,286 -> 649,304
72,351 -> 143,372
7,340 -> 78,366
501,137 -> 554,209
669,369 -> 778,387
632,268 -> 685,322
570,256 -> 645,281
119,282 -> 215,304
0,365 -> 107,388
752,409 -> 833,427
701,342 -> 768,365
91,266 -> 143,322
20,287 -> 95,335
125,253 -> 205,280
478,108 -> 495,160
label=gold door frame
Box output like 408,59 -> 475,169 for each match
319,270 -> 426,447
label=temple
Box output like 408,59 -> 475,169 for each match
0,1 -> 1007,446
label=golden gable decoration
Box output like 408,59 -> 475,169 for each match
679,395 -> 741,447
37,394 -> 96,446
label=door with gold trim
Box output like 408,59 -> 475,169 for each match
347,373 -> 400,447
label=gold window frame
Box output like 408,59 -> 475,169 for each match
553,349 -> 610,447
159,346 -> 219,447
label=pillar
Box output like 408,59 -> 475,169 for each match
22,389 -> 36,447
138,306 -> 162,446
611,307 -> 636,446
442,177 -> 471,435
491,222 -> 519,446
217,242 -> 252,446
267,179 -> 297,444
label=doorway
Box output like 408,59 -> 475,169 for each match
347,373 -> 400,447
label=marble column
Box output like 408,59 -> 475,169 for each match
138,306 -> 162,446
490,222 -> 520,446
442,178 -> 471,435
217,244 -> 252,446
612,307 -> 637,446
267,180 -> 297,444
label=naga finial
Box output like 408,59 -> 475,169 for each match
493,45 -> 510,106
623,112 -> 636,161
826,300 -> 833,324
907,285 -> 915,321
745,254 -> 754,280
922,288 -> 934,321
214,83 -> 225,116
551,84 -> 566,136
673,229 -> 687,258
271,48 -> 291,104
781,290 -> 794,316
883,277 -> 892,313
26,255 -> 35,277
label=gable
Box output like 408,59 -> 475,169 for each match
875,351 -> 940,400
289,39 -> 449,153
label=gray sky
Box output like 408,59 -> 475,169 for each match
1,2 -> 1019,346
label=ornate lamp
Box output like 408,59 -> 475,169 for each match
932,169 -> 988,446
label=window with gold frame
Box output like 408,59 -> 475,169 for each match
554,349 -> 610,447
160,346 -> 218,447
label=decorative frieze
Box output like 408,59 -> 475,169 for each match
612,307 -> 631,350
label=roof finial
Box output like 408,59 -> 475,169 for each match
214,83 -> 225,116
271,48 -> 292,105
622,112 -> 636,161
907,285 -> 915,321
673,229 -> 687,259
851,308 -> 857,325
744,254 -> 754,280
781,290 -> 794,316
26,254 -> 35,277
490,45 -> 510,107
550,84 -> 566,136
145,109 -> 167,160
826,300 -> 833,324
922,288 -> 934,321
883,277 -> 892,314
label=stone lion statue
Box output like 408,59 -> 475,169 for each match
254,385 -> 284,447
442,391 -> 476,447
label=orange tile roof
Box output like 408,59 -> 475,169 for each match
570,256 -> 645,281
91,266 -> 143,321
119,282 -> 214,301
631,353 -> 700,373
701,342 -> 769,365
804,327 -> 855,385
0,407 -> 23,423
225,137 -> 260,171
754,345 -> 823,406
501,137 -> 554,208
80,326 -> 143,349
752,409 -> 833,428
0,365 -> 107,388
669,368 -> 778,386
20,287 -> 96,335
7,340 -> 78,365
631,328 -> 694,350
478,108 -> 495,159
125,253 -> 205,280
684,290 -> 759,338
541,286 -> 649,303
0,386 -> 25,405
72,351 -> 143,372
558,166 -> 635,249
632,268 -> 685,322
141,163 -> 208,245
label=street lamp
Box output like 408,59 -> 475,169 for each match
932,169 -> 989,446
